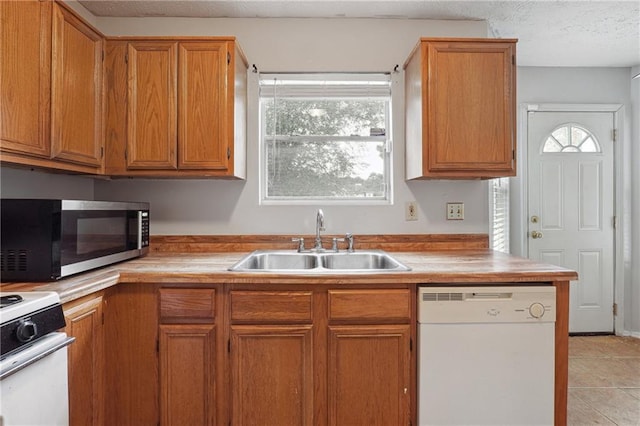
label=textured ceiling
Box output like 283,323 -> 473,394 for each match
78,0 -> 640,67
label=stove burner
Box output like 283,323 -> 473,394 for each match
0,295 -> 23,309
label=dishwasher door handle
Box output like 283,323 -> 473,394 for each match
468,292 -> 512,300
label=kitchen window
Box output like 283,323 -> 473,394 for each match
489,177 -> 510,253
259,73 -> 392,204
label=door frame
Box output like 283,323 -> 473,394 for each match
515,103 -> 625,334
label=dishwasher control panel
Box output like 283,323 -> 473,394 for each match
418,285 -> 556,323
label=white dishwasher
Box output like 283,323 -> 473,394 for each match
418,286 -> 556,426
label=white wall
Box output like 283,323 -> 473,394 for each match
514,66 -> 638,335
96,17 -> 486,73
92,16 -> 490,236
0,167 -> 94,200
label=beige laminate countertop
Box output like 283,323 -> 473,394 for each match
0,250 -> 578,304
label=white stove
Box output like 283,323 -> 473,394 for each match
0,292 -> 68,359
0,291 -> 74,426
1,292 -> 61,319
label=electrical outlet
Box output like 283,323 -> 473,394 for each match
405,201 -> 418,221
446,202 -> 464,220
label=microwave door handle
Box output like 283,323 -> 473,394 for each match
137,211 -> 143,250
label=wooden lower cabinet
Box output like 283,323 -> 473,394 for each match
158,287 -> 221,426
327,288 -> 413,426
328,325 -> 411,426
230,325 -> 314,425
63,294 -> 104,426
104,283 -> 159,426
228,286 -> 413,426
160,324 -> 216,426
101,284 -> 413,425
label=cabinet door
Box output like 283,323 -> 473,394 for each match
178,42 -> 229,170
64,295 -> 104,426
51,3 -> 102,167
0,0 -> 51,157
328,325 -> 411,426
103,283 -> 159,425
230,325 -> 313,426
127,42 -> 178,169
426,40 -> 515,175
160,324 -> 216,426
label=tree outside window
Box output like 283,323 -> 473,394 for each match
260,74 -> 391,203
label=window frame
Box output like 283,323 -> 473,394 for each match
258,73 -> 393,206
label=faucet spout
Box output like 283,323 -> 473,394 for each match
314,209 -> 325,250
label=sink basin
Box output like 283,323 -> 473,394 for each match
230,252 -> 318,270
320,252 -> 409,271
228,250 -> 410,273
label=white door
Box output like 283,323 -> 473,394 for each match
527,111 -> 615,333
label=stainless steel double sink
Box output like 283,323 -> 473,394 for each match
228,249 -> 411,273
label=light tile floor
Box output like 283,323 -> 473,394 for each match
568,335 -> 640,425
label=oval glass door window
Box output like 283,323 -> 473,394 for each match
541,123 -> 601,153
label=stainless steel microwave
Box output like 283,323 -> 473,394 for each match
1,199 -> 149,281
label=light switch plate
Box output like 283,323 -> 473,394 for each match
405,201 -> 418,221
446,202 -> 464,220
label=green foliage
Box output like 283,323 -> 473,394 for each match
263,98 -> 387,198
265,99 -> 385,136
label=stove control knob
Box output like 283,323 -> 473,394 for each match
529,303 -> 546,319
16,319 -> 38,343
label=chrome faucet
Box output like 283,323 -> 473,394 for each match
345,232 -> 354,252
314,209 -> 325,250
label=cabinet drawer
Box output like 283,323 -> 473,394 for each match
160,288 -> 216,322
328,289 -> 411,323
231,291 -> 313,323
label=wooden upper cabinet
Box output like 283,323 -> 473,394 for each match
50,2 -> 103,167
404,38 -> 517,179
0,0 -> 51,158
178,42 -> 229,170
105,37 -> 247,177
1,1 -> 103,173
127,42 -> 178,169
